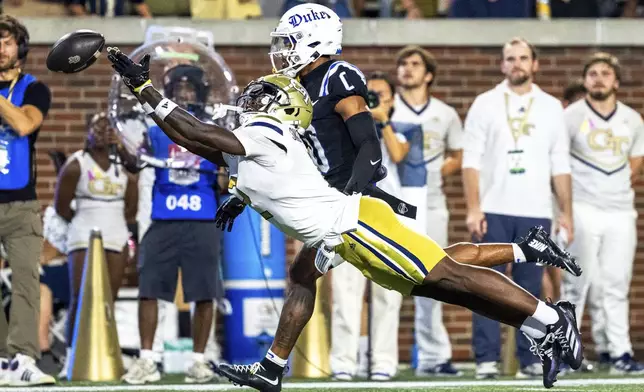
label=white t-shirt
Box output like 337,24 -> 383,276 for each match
566,99 -> 644,211
224,115 -> 360,248
391,94 -> 463,208
462,81 -> 570,219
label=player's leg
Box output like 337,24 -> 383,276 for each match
369,281 -> 403,380
215,245 -> 322,392
330,259 -> 367,380
414,207 -> 459,377
340,198 -> 582,388
599,210 -> 644,374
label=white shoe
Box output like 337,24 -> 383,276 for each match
121,358 -> 161,385
475,361 -> 499,380
515,363 -> 543,379
370,372 -> 392,381
0,358 -> 9,386
331,372 -> 353,381
57,357 -> 69,380
8,354 -> 56,386
185,361 -> 216,383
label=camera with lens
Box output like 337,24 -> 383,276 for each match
367,90 -> 380,109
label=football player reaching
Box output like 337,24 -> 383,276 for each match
107,46 -> 583,391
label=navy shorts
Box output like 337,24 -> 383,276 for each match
138,220 -> 223,303
41,264 -> 70,307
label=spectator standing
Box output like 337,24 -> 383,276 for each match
55,112 -> 138,379
561,52 -> 644,374
380,45 -> 464,377
0,14 -> 54,386
462,37 -> 572,379
329,71 -> 403,382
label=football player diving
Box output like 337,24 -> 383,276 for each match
106,45 -> 583,391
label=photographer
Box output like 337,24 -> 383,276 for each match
329,72 -> 403,382
0,15 -> 54,386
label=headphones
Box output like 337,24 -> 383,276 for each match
15,24 -> 29,61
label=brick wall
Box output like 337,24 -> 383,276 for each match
27,45 -> 644,362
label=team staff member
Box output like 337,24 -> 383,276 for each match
0,14 -> 55,386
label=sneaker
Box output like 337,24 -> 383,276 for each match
516,363 -> 543,379
185,360 -> 216,383
215,362 -> 282,392
416,361 -> 463,377
0,358 -> 9,386
475,361 -> 499,380
36,350 -> 62,376
527,333 -> 561,389
8,353 -> 56,386
610,353 -> 644,375
369,372 -> 391,381
516,226 -> 582,277
121,358 -> 161,385
331,372 -> 353,381
545,301 -> 584,370
57,355 -> 68,380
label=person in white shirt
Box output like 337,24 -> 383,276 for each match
329,72 -> 404,381
462,37 -> 573,380
377,45 -> 463,377
561,52 -> 644,374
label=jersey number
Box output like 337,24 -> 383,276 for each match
339,71 -> 354,91
166,194 -> 202,211
300,125 -> 330,174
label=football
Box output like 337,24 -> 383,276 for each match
46,30 -> 105,74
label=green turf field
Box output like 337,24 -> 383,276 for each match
4,370 -> 644,392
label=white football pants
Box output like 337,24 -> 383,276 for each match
330,256 -> 403,376
401,187 -> 453,368
562,202 -> 636,358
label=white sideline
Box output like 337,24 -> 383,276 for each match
1,378 -> 644,391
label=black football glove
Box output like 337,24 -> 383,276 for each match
107,47 -> 151,93
215,196 -> 246,232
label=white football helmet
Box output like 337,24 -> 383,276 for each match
269,3 -> 343,78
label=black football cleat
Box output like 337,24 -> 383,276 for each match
516,226 -> 582,277
527,332 -> 562,389
215,362 -> 282,392
547,301 -> 584,371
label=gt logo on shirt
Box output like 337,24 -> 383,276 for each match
588,128 -> 629,156
166,194 -> 202,211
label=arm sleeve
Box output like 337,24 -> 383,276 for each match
446,107 -> 464,150
23,81 -> 52,117
342,111 -> 382,194
630,113 -> 644,158
462,96 -> 488,170
550,103 -> 571,176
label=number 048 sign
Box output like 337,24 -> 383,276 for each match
165,194 -> 202,211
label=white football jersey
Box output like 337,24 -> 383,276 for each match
224,115 -> 361,248
566,99 -> 644,211
391,94 -> 463,208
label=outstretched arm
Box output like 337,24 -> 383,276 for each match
138,86 -> 245,159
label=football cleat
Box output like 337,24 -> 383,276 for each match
215,362 -> 282,392
548,301 -> 584,371
516,226 -> 582,277
527,332 -> 561,389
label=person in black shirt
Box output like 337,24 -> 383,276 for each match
0,15 -> 54,386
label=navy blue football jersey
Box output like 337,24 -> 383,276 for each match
299,60 -> 369,190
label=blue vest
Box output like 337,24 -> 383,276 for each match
393,121 -> 428,187
0,74 -> 37,190
148,126 -> 218,221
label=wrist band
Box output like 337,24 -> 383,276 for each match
142,102 -> 154,115
154,98 -> 178,121
133,79 -> 152,94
